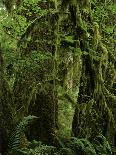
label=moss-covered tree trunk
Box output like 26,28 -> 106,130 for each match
70,0 -> 116,147
12,0 -> 59,145
0,44 -> 15,154
28,86 -> 58,145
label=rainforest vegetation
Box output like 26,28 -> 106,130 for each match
0,0 -> 116,155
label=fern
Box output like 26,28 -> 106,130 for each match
58,147 -> 74,155
13,141 -> 56,155
7,135 -> 112,155
67,137 -> 96,155
93,134 -> 112,155
8,115 -> 38,154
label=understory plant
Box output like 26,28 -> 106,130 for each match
7,127 -> 112,155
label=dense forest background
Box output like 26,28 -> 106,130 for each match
0,0 -> 116,155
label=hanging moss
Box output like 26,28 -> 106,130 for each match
0,0 -> 115,154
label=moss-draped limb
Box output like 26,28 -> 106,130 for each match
71,0 -> 116,147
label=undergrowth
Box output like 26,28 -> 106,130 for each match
7,115 -> 113,155
8,134 -> 113,155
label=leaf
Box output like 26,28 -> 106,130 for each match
64,35 -> 75,44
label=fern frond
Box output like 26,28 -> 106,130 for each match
8,115 -> 38,153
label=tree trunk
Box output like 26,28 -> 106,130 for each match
0,44 -> 14,154
28,85 -> 58,145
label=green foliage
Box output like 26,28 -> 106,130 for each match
63,136 -> 112,155
93,134 -> 112,155
108,4 -> 116,14
7,136 -> 112,155
17,0 -> 48,21
66,137 -> 96,155
8,115 -> 38,154
63,35 -> 75,44
10,140 -> 56,155
103,26 -> 114,34
0,0 -> 116,155
17,51 -> 53,75
2,14 -> 28,38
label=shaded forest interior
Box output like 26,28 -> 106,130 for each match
0,0 -> 116,155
